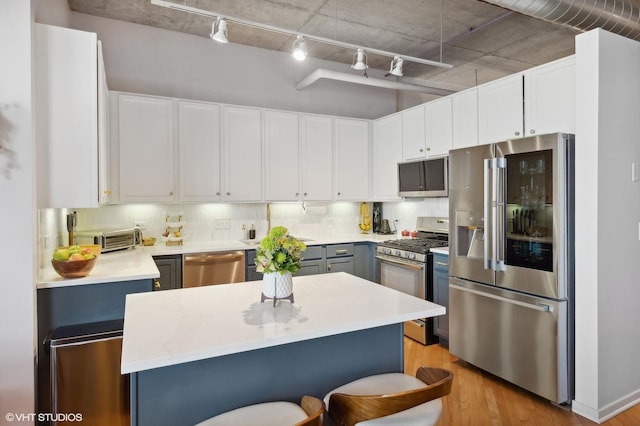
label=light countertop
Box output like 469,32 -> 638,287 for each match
430,246 -> 449,255
120,272 -> 445,374
37,233 -> 395,289
37,248 -> 160,289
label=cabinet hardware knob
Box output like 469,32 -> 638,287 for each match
169,191 -> 174,196
530,129 -> 535,134
154,280 -> 161,289
515,131 -> 520,136
216,192 -> 220,196
327,264 -> 332,271
304,192 -> 308,196
419,148 -> 424,152
226,192 -> 231,196
295,192 -> 299,196
337,192 -> 341,196
426,147 -> 431,151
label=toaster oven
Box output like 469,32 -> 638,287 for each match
74,228 -> 142,252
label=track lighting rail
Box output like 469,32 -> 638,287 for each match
150,0 -> 453,70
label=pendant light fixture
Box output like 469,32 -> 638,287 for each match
388,56 -> 404,77
210,17 -> 228,43
291,35 -> 308,61
351,48 -> 368,70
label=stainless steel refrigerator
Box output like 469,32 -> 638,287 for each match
448,133 -> 574,404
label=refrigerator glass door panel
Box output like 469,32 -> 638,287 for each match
495,133 -> 569,299
449,144 -> 494,285
449,278 -> 569,404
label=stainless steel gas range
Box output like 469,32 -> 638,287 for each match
376,216 -> 448,345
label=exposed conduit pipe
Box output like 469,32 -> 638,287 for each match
296,69 -> 459,96
481,0 -> 640,40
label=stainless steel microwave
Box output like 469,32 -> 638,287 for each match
398,157 -> 448,197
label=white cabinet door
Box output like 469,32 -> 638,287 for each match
478,74 -> 524,144
425,97 -> 453,157
524,55 -> 576,136
178,101 -> 221,202
97,41 -> 111,205
265,110 -> 299,201
402,105 -> 426,160
452,88 -> 479,149
223,106 -> 263,202
117,94 -> 175,202
372,113 -> 402,201
334,118 -> 370,200
300,115 -> 333,201
35,24 -> 100,208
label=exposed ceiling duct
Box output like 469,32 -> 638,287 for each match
481,0 -> 640,40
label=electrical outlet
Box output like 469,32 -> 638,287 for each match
135,222 -> 146,229
215,218 -> 231,230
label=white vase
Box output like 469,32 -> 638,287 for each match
262,271 -> 293,299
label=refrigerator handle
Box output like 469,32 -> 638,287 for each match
450,282 -> 553,312
496,157 -> 507,271
483,159 -> 492,270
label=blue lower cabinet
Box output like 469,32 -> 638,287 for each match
433,253 -> 450,344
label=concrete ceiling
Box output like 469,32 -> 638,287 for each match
67,0 -> 580,90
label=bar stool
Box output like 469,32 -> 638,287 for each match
195,395 -> 324,426
323,367 -> 453,426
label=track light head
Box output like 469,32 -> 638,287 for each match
211,18 -> 228,43
292,35 -> 307,61
351,48 -> 368,70
389,56 -> 404,76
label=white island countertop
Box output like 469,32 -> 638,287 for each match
121,272 -> 445,374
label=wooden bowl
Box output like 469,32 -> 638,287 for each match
51,257 -> 97,278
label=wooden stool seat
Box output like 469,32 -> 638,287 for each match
195,396 -> 323,426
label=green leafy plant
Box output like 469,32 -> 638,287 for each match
255,226 -> 307,274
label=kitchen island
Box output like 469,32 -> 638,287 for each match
121,272 -> 445,425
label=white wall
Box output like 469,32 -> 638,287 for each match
0,0 -> 37,422
573,29 -> 640,422
65,13 -> 398,120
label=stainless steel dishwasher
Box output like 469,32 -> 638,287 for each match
47,319 -> 128,426
183,251 -> 246,287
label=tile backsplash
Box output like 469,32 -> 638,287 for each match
38,199 -> 448,266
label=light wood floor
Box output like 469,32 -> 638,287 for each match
404,338 -> 640,425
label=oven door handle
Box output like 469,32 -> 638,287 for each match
375,255 -> 424,271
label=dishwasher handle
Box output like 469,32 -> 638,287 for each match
184,252 -> 244,265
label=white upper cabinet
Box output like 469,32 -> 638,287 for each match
478,73 -> 524,144
401,105 -> 427,160
334,118 -> 370,200
97,41 -> 111,205
116,93 -> 175,202
372,113 -> 402,201
300,115 -> 333,201
265,110 -> 300,201
35,24 -> 106,208
524,55 -> 576,136
223,106 -> 263,202
425,97 -> 453,157
178,101 -> 221,202
452,88 -> 479,149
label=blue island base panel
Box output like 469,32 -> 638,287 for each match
131,323 -> 403,426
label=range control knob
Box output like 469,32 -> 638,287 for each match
407,252 -> 416,260
395,250 -> 401,256
383,248 -> 391,255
